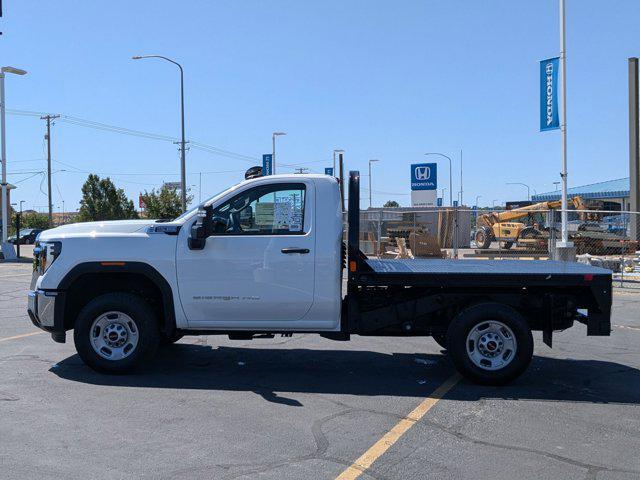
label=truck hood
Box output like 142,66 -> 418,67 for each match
37,219 -> 158,240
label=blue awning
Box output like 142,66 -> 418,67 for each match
532,177 -> 629,202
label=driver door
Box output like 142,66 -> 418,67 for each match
176,180 -> 316,328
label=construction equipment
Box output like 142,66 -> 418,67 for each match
475,196 -> 588,249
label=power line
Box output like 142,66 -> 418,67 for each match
7,108 -> 331,170
7,108 -> 260,163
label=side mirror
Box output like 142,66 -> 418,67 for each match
188,205 -> 214,250
188,206 -> 229,250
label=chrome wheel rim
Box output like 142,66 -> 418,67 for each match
90,311 -> 139,361
466,320 -> 517,371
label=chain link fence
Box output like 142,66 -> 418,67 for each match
359,207 -> 640,288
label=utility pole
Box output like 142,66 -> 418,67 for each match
294,167 -> 308,174
40,114 -> 59,227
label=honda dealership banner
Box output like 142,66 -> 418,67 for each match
540,57 -> 560,131
410,163 -> 437,207
262,154 -> 273,175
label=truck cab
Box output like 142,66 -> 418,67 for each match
27,171 -> 612,385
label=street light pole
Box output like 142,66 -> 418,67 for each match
368,159 -> 379,208
333,149 -> 344,177
132,55 -> 187,212
506,182 -> 531,201
272,132 -> 286,174
425,152 -> 453,206
559,0 -> 571,248
1,66 -> 27,259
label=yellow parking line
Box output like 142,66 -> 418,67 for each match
335,373 -> 460,480
0,331 -> 45,343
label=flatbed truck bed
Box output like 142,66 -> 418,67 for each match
344,171 -> 611,383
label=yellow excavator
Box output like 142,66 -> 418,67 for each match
474,196 -> 588,249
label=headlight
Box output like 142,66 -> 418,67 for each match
33,241 -> 62,274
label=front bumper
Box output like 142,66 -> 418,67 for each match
27,290 -> 66,343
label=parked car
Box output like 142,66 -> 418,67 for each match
9,228 -> 43,245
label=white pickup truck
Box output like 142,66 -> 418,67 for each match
27,171 -> 612,384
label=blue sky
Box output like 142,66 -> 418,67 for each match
1,0 -> 639,212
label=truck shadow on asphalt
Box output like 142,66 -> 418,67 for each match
50,344 -> 640,407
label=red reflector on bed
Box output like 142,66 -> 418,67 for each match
584,274 -> 593,282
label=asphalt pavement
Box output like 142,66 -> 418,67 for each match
1,262 -> 639,480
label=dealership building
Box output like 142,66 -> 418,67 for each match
531,177 -> 630,211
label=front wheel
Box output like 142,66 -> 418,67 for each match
475,228 -> 492,249
446,303 -> 533,385
73,293 -> 160,374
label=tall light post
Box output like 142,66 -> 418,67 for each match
1,66 -> 27,258
272,132 -> 286,174
475,195 -> 482,208
425,152 -> 453,206
368,159 -> 379,208
506,182 -> 531,201
332,149 -> 344,177
558,0 -> 571,249
132,55 -> 187,212
440,188 -> 447,204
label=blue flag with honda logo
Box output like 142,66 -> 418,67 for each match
410,163 -> 437,190
540,57 -> 560,131
262,154 -> 273,175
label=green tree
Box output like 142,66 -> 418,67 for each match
20,212 -> 50,230
139,185 -> 193,220
77,174 -> 138,222
383,200 -> 400,208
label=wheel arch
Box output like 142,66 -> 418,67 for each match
58,262 -> 176,336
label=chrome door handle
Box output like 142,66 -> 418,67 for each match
281,248 -> 310,254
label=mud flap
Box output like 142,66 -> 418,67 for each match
543,294 -> 553,348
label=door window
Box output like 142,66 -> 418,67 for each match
212,183 -> 306,235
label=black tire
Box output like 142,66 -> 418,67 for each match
519,226 -> 541,239
475,227 -> 492,249
432,334 -> 448,349
446,303 -> 533,385
73,293 -> 160,374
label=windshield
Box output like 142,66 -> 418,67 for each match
170,185 -> 238,222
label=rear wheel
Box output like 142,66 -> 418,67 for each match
519,226 -> 541,239
446,303 -> 533,385
73,293 -> 160,374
